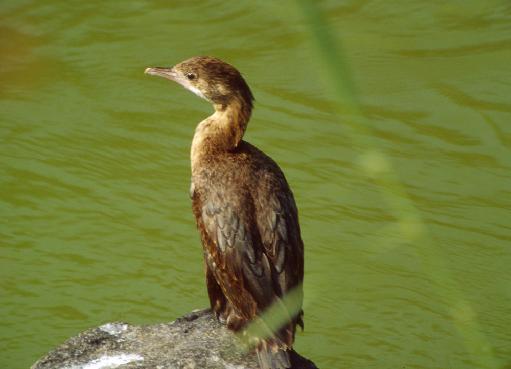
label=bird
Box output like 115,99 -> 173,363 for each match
145,56 -> 304,369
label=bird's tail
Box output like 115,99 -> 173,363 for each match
251,298 -> 302,369
256,339 -> 291,369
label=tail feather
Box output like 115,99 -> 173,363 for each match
249,300 -> 303,369
256,340 -> 291,369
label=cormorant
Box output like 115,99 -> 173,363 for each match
145,56 -> 304,369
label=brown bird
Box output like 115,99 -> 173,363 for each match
145,56 -> 304,369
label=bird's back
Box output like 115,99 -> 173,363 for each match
191,141 -> 304,344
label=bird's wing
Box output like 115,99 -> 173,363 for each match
257,190 -> 304,302
254,187 -> 304,347
199,194 -> 276,319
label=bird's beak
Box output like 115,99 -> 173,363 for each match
144,67 -> 177,81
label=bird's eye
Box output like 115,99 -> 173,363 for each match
186,72 -> 196,80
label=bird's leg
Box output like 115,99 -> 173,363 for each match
224,304 -> 244,331
205,265 -> 245,330
206,264 -> 227,319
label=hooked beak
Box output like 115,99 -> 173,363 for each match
144,67 -> 177,81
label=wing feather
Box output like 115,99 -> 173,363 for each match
200,197 -> 275,314
258,189 -> 303,296
199,187 -> 303,315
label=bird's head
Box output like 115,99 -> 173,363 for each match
145,56 -> 254,110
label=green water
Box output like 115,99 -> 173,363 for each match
1,1 -> 511,368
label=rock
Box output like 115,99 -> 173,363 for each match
31,308 -> 317,369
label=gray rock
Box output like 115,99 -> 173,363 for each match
31,309 -> 317,369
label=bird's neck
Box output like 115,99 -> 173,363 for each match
191,96 -> 252,173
